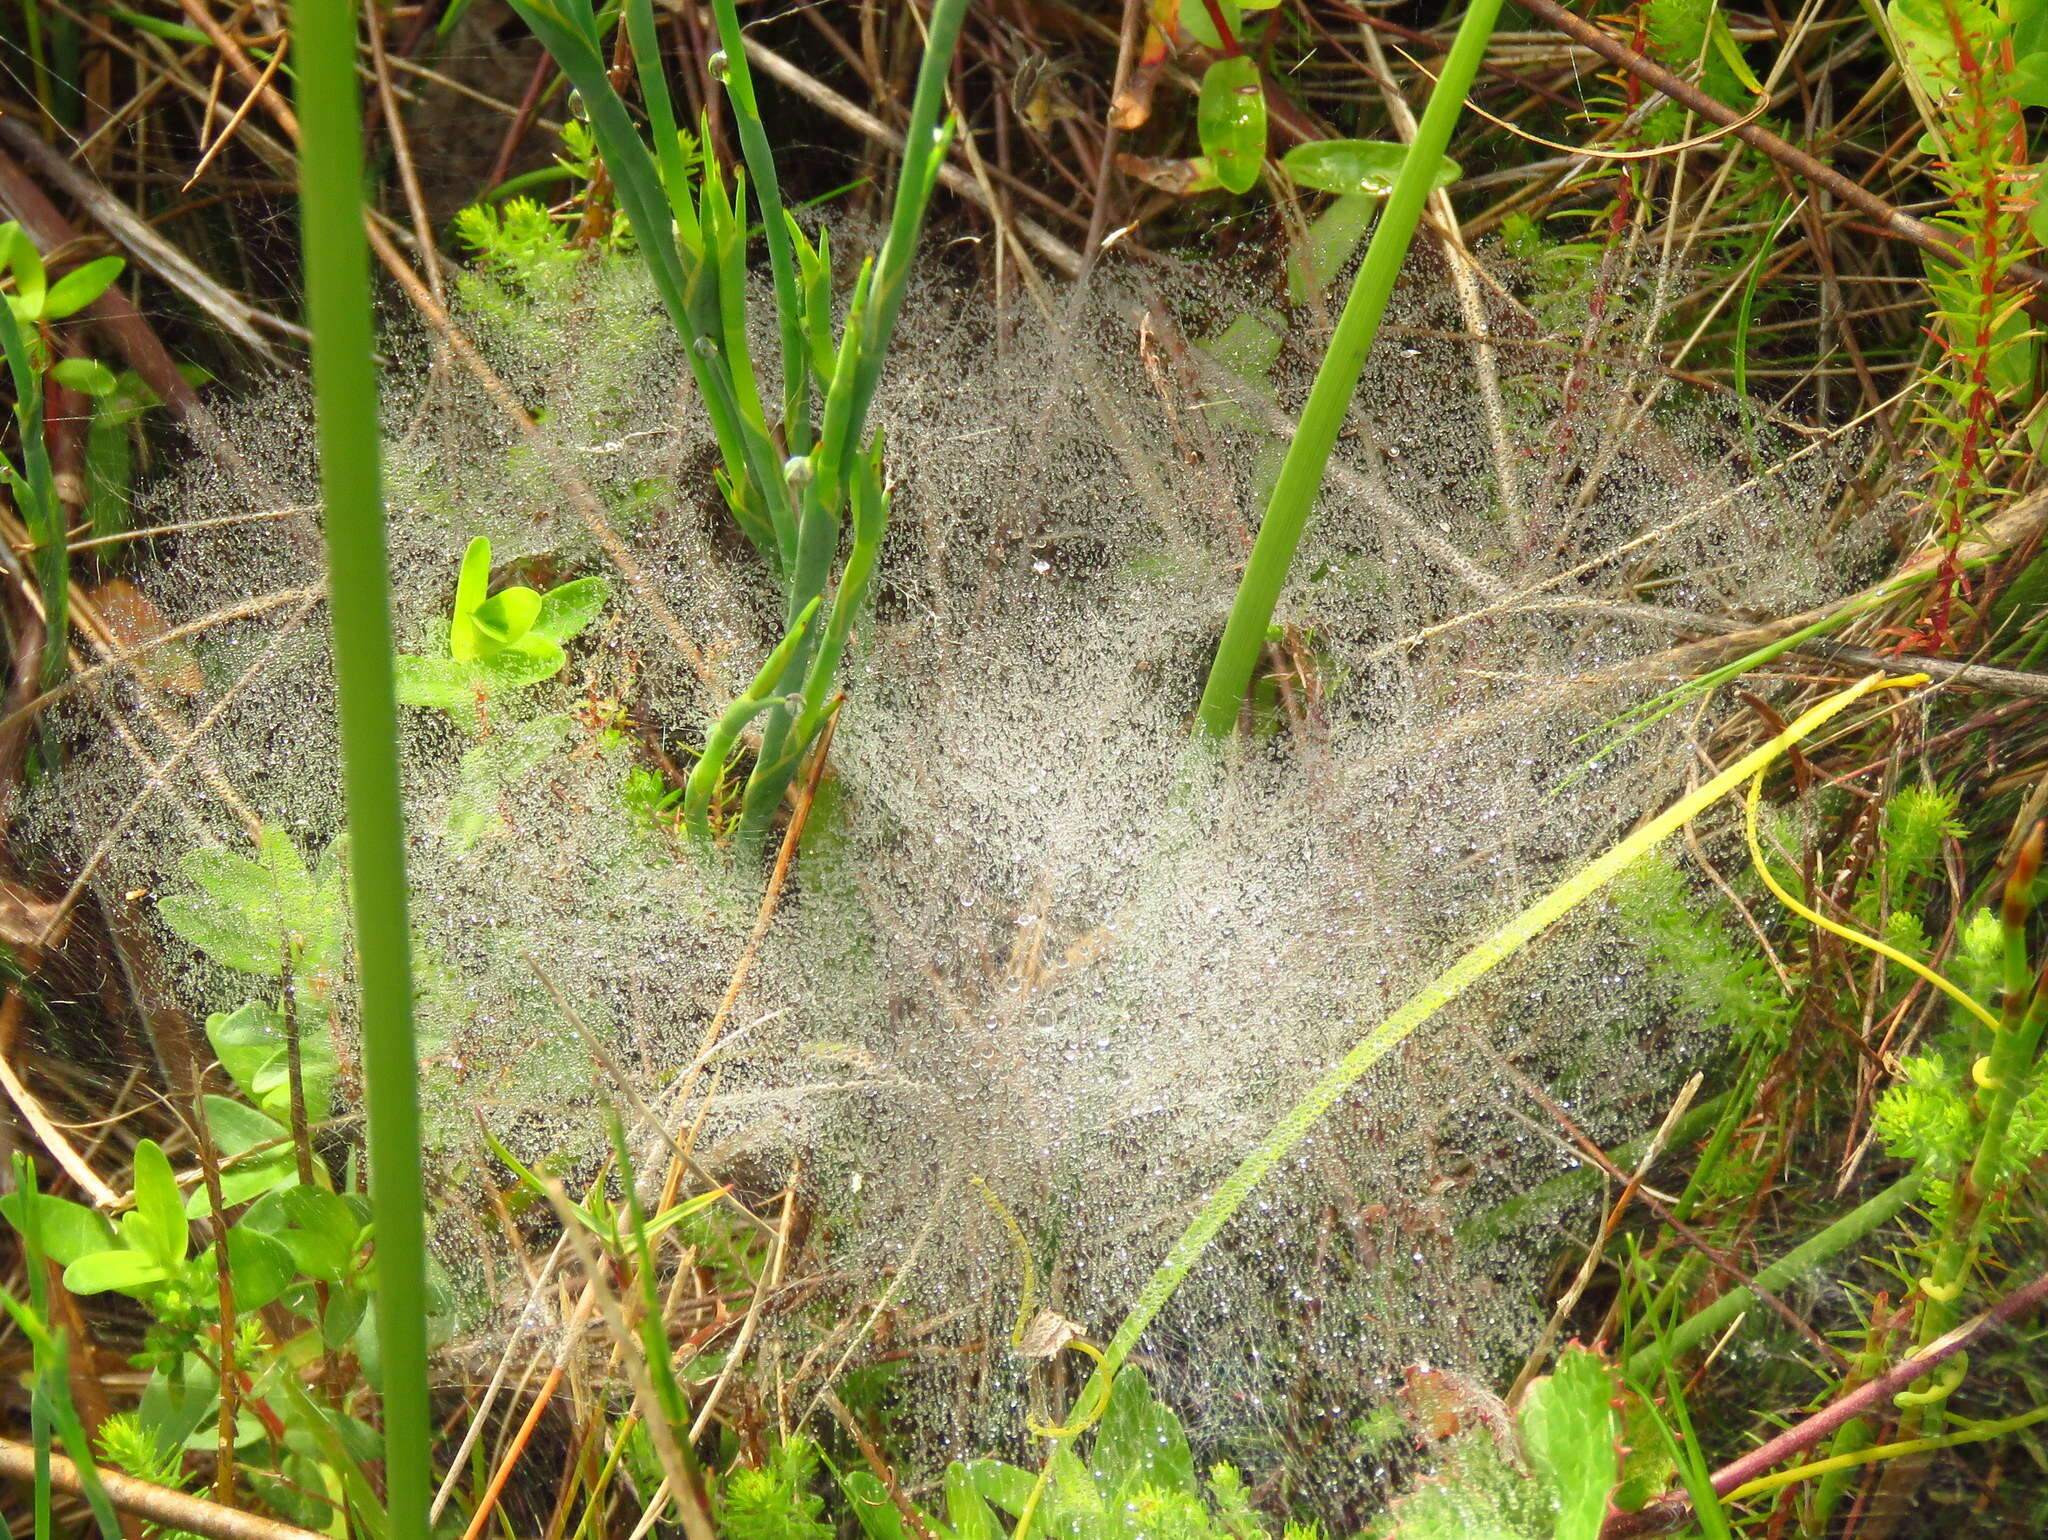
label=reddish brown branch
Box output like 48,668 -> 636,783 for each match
1516,0 -> 2048,291
1602,1267 -> 2048,1536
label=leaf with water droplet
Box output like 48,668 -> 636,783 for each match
1197,56 -> 1266,195
1280,138 -> 1460,196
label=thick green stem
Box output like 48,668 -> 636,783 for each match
1625,1170 -> 1929,1385
296,4 -> 428,1535
684,595 -> 819,844
1195,0 -> 1505,736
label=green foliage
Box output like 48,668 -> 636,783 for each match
1878,785 -> 1963,910
1874,1050 -> 1975,1173
96,1413 -> 201,1539
1612,851 -> 1792,1050
722,1437 -> 836,1540
1518,1347 -> 1620,1539
452,195 -> 580,292
1,221 -> 126,330
1643,0 -> 1753,109
2,1073 -> 410,1535
1279,140 -> 1460,197
1386,1347 -> 1626,1538
394,536 -> 609,718
504,0 -> 967,853
935,1372 -> 1305,1540
1197,55 -> 1267,195
0,218 -> 126,696
157,821 -> 348,981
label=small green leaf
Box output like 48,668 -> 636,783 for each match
1178,0 -> 1242,49
0,1189 -> 113,1265
477,639 -> 565,693
1198,56 -> 1267,195
322,1284 -> 370,1349
1518,1344 -> 1621,1540
63,1247 -> 171,1295
207,998 -> 337,1125
450,535 -> 493,660
469,584 -> 543,653
190,1095 -> 298,1213
394,655 -> 478,712
157,893 -> 276,974
207,999 -> 286,1106
42,255 -> 126,320
1090,1368 -> 1197,1501
1290,193 -> 1381,301
161,825 -> 342,979
1280,139 -> 1460,196
530,575 -> 610,642
1886,0 -> 2003,97
954,1459 -> 1037,1517
944,1464 -> 1000,1540
130,1139 -> 189,1271
244,1186 -> 362,1282
51,357 -> 119,397
839,1470 -> 917,1540
216,1226 -> 297,1310
1,224 -> 49,320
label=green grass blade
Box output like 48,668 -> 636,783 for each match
706,0 -> 811,451
294,5 -> 429,1536
1068,674 -> 1920,1431
0,299 -> 67,691
1194,0 -> 1506,736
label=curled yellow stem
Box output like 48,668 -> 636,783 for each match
1744,774 -> 1997,1031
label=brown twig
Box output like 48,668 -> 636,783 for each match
0,1435 -> 328,1540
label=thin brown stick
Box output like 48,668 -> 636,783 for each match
663,706 -> 843,1139
0,1435 -> 328,1540
0,990 -> 119,1207
456,1361 -> 571,1540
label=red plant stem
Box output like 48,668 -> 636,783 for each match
1197,0 -> 1241,56
1515,0 -> 2048,289
1601,1266 -> 2048,1537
